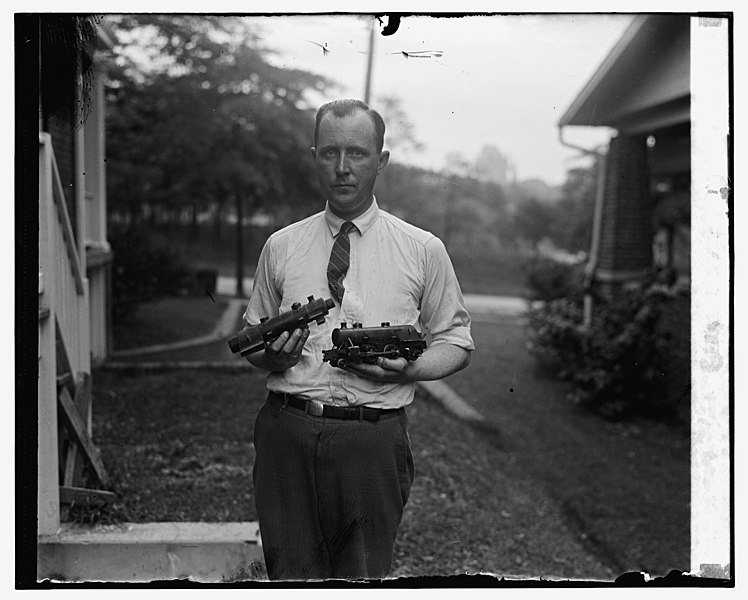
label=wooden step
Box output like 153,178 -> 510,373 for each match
59,486 -> 116,506
37,522 -> 263,583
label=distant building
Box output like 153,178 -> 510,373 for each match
558,14 -> 691,418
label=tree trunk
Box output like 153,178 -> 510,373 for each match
148,202 -> 157,228
235,193 -> 245,297
128,199 -> 138,229
190,203 -> 200,241
213,202 -> 222,242
443,181 -> 454,249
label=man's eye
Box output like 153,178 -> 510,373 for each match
350,149 -> 365,157
324,149 -> 338,158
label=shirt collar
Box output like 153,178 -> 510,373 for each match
324,197 -> 380,237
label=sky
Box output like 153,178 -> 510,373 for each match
247,14 -> 634,186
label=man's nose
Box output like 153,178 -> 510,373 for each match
335,153 -> 351,174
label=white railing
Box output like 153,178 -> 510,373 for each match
39,133 -> 90,376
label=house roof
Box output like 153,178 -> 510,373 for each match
559,15 -> 690,134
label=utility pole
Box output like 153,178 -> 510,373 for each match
363,17 -> 375,103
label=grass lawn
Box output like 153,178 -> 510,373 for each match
95,259 -> 689,581
92,368 -> 256,523
91,314 -> 689,581
112,295 -> 229,350
446,316 -> 690,578
91,366 -> 610,580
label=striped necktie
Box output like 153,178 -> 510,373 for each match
327,221 -> 357,304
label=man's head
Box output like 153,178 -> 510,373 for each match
311,99 -> 390,219
314,99 -> 386,153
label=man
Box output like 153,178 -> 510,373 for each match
244,99 -> 474,580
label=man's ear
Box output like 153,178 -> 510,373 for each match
378,150 -> 390,173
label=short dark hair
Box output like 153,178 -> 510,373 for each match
314,99 -> 386,153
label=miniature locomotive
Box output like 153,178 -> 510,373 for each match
228,295 -> 335,357
322,322 -> 427,368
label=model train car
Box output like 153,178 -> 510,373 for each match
228,295 -> 335,357
322,322 -> 427,368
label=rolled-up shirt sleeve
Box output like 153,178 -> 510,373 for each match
419,237 -> 475,351
243,236 -> 283,326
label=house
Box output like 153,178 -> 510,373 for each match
558,14 -> 692,419
33,15 -> 115,539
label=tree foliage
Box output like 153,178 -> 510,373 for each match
526,283 -> 674,421
375,161 -> 512,254
103,15 -> 333,227
552,164 -> 598,253
509,162 -> 597,253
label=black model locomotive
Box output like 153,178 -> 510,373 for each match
228,295 -> 335,357
322,322 -> 427,368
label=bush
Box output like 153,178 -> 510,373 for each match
526,283 -> 674,420
525,255 -> 585,301
109,226 -> 192,323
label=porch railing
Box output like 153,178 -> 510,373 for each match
38,132 -> 92,534
39,133 -> 90,376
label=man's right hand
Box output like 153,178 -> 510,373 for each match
260,327 -> 310,371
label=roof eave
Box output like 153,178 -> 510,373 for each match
558,15 -> 648,128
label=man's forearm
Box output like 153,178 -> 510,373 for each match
404,342 -> 471,382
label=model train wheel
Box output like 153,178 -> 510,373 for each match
361,344 -> 377,364
383,344 -> 400,359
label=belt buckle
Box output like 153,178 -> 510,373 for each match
308,400 -> 325,417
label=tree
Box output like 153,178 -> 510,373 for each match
472,144 -> 514,186
105,16 -> 330,221
104,15 -> 332,294
552,164 -> 597,253
374,95 -> 424,156
511,196 -> 555,246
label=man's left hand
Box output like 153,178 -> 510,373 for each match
342,357 -> 413,383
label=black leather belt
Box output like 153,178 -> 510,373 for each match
269,391 -> 401,422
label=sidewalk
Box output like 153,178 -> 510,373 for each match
216,275 -> 530,317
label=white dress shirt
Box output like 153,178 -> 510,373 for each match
244,198 -> 474,409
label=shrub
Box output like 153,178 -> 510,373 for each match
526,283 -> 674,420
525,255 -> 585,301
109,225 -> 191,323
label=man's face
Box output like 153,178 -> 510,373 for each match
311,110 -> 389,219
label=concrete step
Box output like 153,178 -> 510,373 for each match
37,521 -> 264,583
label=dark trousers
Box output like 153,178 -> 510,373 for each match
253,394 -> 415,581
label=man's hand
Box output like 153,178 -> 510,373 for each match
340,343 -> 471,384
260,327 -> 310,371
342,357 -> 414,383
